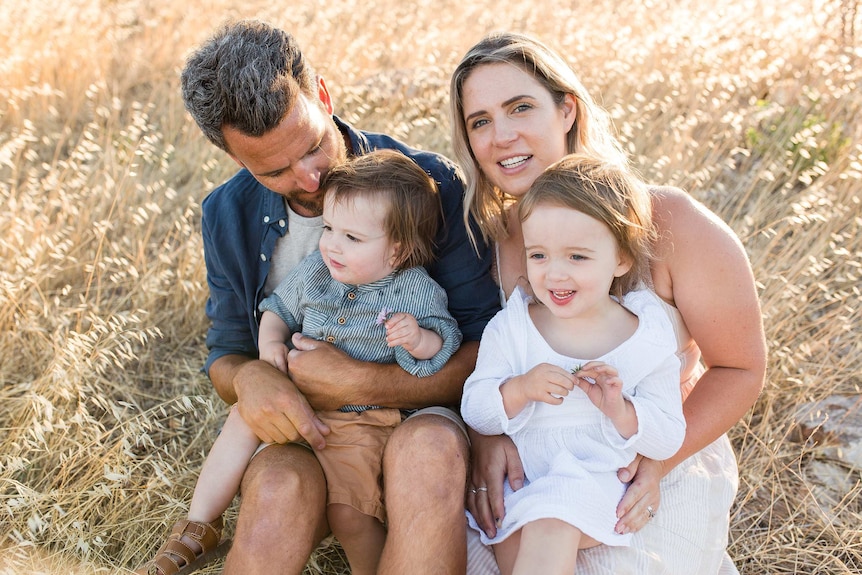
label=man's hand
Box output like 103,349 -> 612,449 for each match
465,430 -> 525,538
233,359 -> 330,449
287,333 -> 365,411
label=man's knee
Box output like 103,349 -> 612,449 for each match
240,444 -> 326,511
384,414 -> 469,487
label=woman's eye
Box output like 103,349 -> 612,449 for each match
513,103 -> 532,113
470,118 -> 489,130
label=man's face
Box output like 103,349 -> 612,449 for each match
222,91 -> 347,217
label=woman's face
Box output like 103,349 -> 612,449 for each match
461,62 -> 577,198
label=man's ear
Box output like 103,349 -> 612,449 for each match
317,76 -> 334,115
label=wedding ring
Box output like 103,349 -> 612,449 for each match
646,505 -> 656,519
476,486 -> 488,492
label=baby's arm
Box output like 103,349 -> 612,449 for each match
574,361 -> 638,438
384,312 -> 443,360
258,310 -> 293,373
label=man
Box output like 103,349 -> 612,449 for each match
180,20 -> 500,574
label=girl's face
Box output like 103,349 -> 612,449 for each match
319,193 -> 400,286
461,62 -> 577,198
522,203 -> 631,320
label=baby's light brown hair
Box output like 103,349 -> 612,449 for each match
321,149 -> 441,269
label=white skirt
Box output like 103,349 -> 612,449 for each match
466,434 -> 740,575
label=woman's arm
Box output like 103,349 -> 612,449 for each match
614,188 -> 767,534
651,187 -> 766,467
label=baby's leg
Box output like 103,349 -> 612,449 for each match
512,518 -> 582,575
189,405 -> 262,523
327,503 -> 385,575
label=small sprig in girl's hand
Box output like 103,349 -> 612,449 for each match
383,312 -> 443,360
500,363 -> 576,418
574,361 -> 638,438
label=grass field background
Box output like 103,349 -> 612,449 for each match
1,0 -> 860,573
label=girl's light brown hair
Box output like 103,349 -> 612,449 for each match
519,154 -> 655,299
320,149 -> 441,269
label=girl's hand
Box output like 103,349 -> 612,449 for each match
574,361 -> 626,417
384,312 -> 422,352
614,455 -> 664,534
510,362 -> 576,406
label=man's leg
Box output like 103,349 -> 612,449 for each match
378,412 -> 470,575
223,443 -> 329,575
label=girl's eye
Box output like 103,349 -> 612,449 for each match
528,253 -> 545,261
570,254 -> 586,261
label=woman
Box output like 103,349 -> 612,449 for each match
450,32 -> 766,574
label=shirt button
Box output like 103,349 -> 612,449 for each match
347,292 -> 356,300
260,254 -> 267,262
263,215 -> 270,223
326,336 -> 336,343
279,219 -> 286,227
337,317 -> 346,325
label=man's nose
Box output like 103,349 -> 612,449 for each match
295,165 -> 321,192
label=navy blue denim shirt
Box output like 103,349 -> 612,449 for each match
201,116 -> 501,377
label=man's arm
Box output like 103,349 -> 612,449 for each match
287,336 -> 480,411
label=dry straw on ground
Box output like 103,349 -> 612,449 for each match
1,0 -> 860,573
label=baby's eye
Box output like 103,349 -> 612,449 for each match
321,224 -> 332,232
346,234 -> 361,243
528,253 -> 546,261
570,254 -> 587,261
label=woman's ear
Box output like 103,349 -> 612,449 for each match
561,93 -> 578,133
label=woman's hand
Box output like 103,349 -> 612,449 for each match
466,429 -> 525,538
614,455 -> 665,534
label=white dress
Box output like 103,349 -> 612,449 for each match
465,289 -> 741,575
461,287 -> 686,547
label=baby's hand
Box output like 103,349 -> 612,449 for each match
512,363 -> 577,406
259,341 -> 290,374
384,312 -> 422,353
574,361 -> 626,416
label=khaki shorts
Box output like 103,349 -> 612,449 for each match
253,405 -> 468,523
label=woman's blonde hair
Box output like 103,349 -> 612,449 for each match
519,154 -> 655,299
450,31 -> 628,249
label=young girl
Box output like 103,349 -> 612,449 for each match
137,149 -> 461,575
460,154 -> 686,575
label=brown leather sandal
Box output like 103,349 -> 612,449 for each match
136,517 -> 229,575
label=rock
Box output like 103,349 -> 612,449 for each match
793,394 -> 862,469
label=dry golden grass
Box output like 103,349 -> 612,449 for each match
1,0 -> 860,573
